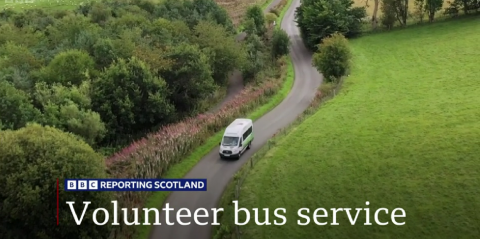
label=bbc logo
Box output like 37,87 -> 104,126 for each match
66,180 -> 98,191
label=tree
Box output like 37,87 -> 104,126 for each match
295,0 -> 366,50
0,41 -> 42,72
39,49 -> 95,86
380,0 -> 409,27
414,0 -> 426,22
380,0 -> 397,29
425,0 -> 444,22
243,18 -> 258,36
271,28 -> 291,59
33,81 -> 106,146
92,38 -> 117,69
0,42 -> 42,92
159,43 -> 217,116
371,0 -> 381,29
147,18 -> 192,46
245,5 -> 267,36
312,32 -> 352,82
0,123 -> 113,239
192,20 -> 246,86
242,34 -> 266,81
44,13 -> 101,52
0,81 -> 41,130
155,0 -> 235,33
91,57 -> 174,142
89,2 -> 111,24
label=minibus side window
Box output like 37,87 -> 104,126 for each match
243,126 -> 252,140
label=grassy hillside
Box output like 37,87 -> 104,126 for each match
232,17 -> 480,239
0,0 -> 84,10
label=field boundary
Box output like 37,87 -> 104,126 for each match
359,7 -> 480,34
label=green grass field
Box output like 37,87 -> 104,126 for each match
232,17 -> 480,239
0,0 -> 83,10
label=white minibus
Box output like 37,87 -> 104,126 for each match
219,118 -> 254,159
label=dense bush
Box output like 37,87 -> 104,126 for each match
91,57 -> 174,143
33,81 -> 107,146
271,28 -> 291,59
0,123 -> 113,239
38,49 -> 96,86
312,32 -> 352,82
295,0 -> 366,50
245,5 -> 267,36
0,81 -> 41,130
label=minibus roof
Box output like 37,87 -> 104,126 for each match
224,118 -> 252,136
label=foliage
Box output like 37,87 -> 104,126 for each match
380,0 -> 408,27
312,32 -> 352,82
91,57 -> 174,144
39,49 -> 96,86
0,123 -> 113,239
32,81 -> 106,146
158,43 -> 216,116
265,12 -> 278,25
380,0 -> 398,29
156,0 -> 235,33
192,20 -> 246,86
271,28 -> 291,59
295,0 -> 366,50
414,0 -> 426,22
0,42 -> 42,91
243,34 -> 266,82
245,5 -> 267,36
0,80 -> 41,130
0,0 -> 252,147
425,0 -> 445,21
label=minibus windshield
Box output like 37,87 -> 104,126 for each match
222,136 -> 239,146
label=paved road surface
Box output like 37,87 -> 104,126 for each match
149,0 -> 323,238
208,70 -> 244,113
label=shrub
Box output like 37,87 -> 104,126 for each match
295,0 -> 366,50
380,0 -> 397,29
245,5 -> 267,36
91,57 -> 174,144
192,20 -> 246,86
39,49 -> 95,86
312,32 -> 352,82
265,13 -> 278,25
271,28 -> 291,59
0,123 -> 113,239
158,43 -> 217,116
269,8 -> 280,17
33,81 -> 107,146
0,80 -> 41,130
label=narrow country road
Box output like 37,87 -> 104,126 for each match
149,0 -> 323,238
